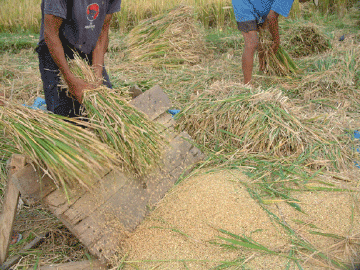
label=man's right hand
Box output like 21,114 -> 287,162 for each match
65,76 -> 96,104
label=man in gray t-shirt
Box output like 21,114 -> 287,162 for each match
36,0 -> 121,116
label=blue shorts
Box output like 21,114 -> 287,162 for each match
36,40 -> 112,117
232,0 -> 294,32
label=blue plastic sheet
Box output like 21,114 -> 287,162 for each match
168,109 -> 180,117
23,97 -> 47,111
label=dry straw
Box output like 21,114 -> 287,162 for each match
298,47 -> 360,103
176,86 -> 356,171
259,30 -> 298,76
126,5 -> 210,68
64,54 -> 165,176
0,132 -> 18,183
283,23 -> 330,57
0,103 -> 122,197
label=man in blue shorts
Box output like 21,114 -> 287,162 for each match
232,0 -> 309,85
36,0 -> 121,117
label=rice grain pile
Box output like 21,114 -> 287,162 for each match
126,5 -> 210,68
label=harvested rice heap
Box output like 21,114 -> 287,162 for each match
283,23 -> 330,57
65,54 -> 165,176
298,47 -> 360,103
126,5 -> 210,68
0,103 -> 122,197
176,87 -> 356,171
259,30 -> 298,76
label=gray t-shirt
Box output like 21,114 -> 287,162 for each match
39,0 -> 121,54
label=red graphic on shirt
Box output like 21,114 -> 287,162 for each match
86,4 -> 99,22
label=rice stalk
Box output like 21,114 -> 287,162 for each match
176,87 -> 356,171
126,5 -> 210,68
282,23 -> 330,57
0,103 -> 123,197
298,48 -> 360,102
259,30 -> 299,76
0,136 -> 18,180
65,54 -> 166,176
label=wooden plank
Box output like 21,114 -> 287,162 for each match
0,181 -> 20,265
40,171 -> 132,260
130,85 -> 171,121
0,155 -> 27,264
101,176 -> 148,230
11,164 -> 56,205
6,155 -> 26,176
35,260 -> 107,270
154,112 -> 176,135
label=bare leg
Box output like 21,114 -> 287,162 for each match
258,38 -> 265,73
242,31 -> 259,85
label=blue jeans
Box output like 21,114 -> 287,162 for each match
36,40 -> 112,117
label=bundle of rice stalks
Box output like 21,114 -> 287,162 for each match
65,54 -> 165,176
0,103 -> 122,197
126,5 -> 210,68
259,31 -> 298,76
283,23 -> 330,57
298,48 -> 360,102
176,88 -> 356,171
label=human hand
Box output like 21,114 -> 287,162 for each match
66,77 -> 96,103
91,64 -> 104,87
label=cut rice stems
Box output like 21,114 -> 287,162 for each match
64,54 -> 166,176
0,103 -> 123,196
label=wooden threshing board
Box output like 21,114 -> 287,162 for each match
9,85 -> 204,263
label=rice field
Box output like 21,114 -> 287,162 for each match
0,0 -> 358,33
0,0 -> 360,269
